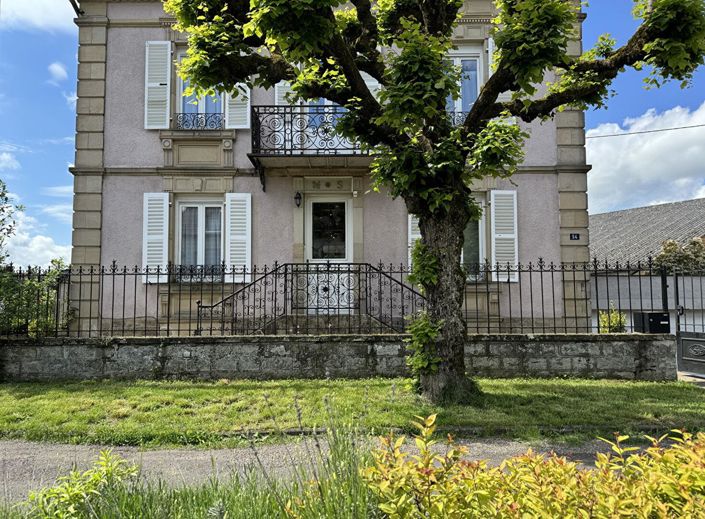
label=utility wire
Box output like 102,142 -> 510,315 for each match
586,123 -> 705,139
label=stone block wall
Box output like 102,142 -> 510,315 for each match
0,334 -> 676,382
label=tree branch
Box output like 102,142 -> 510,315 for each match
463,19 -> 654,132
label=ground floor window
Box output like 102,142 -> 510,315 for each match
178,202 -> 223,269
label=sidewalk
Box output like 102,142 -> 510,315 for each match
0,437 -> 609,504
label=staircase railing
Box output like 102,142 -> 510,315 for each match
195,263 -> 426,336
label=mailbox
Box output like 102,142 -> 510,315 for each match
633,312 -> 670,334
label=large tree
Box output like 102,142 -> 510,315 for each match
165,0 -> 705,402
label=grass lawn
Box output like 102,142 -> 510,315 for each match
0,378 -> 702,447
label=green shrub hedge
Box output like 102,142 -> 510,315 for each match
365,415 -> 705,518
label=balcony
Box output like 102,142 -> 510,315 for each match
248,107 -> 470,187
251,105 -> 364,156
174,113 -> 225,131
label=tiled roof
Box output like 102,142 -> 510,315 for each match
589,198 -> 705,264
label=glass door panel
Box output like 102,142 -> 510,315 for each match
180,206 -> 199,266
311,201 -> 347,260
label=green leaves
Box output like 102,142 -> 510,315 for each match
466,116 -> 528,181
493,0 -> 578,95
376,19 -> 457,133
404,312 -> 444,382
639,0 -> 705,88
246,0 -> 344,61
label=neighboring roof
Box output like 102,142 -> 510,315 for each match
589,198 -> 705,264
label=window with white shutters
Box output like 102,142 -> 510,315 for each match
225,85 -> 251,129
490,190 -> 519,281
142,193 -> 170,283
144,41 -> 172,130
225,193 -> 252,281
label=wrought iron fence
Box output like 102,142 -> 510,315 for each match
2,260 -> 703,338
174,113 -> 225,130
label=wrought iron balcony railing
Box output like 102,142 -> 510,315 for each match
251,106 -> 471,156
174,113 -> 225,130
251,105 -> 362,156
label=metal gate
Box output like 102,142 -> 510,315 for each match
674,272 -> 705,377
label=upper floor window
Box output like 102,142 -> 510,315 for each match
144,42 -> 251,131
446,47 -> 482,115
176,53 -> 225,130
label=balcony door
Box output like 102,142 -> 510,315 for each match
177,53 -> 223,130
302,196 -> 355,313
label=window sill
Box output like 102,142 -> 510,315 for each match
159,129 -> 237,140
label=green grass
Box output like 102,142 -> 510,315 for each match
0,378 -> 702,447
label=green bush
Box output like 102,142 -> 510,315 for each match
25,451 -> 138,518
364,415 -> 705,518
0,260 -> 68,337
598,302 -> 627,333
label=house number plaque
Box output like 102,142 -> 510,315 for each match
304,177 -> 353,193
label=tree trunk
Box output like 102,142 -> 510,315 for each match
417,198 -> 480,403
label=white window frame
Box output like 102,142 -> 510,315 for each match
447,45 -> 483,113
176,51 -> 224,114
175,198 -> 225,267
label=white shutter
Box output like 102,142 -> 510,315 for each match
225,193 -> 252,281
407,214 -> 422,268
488,38 -> 512,103
142,193 -> 170,283
491,190 -> 518,282
144,41 -> 172,129
225,84 -> 250,129
275,81 -> 293,105
361,72 -> 381,100
487,37 -> 497,76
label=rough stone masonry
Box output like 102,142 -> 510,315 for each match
0,334 -> 676,382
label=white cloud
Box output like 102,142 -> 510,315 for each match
40,203 -> 73,224
41,185 -> 73,197
63,91 -> 78,109
587,102 -> 705,214
48,62 -> 68,84
0,151 -> 20,171
0,140 -> 29,154
5,213 -> 70,267
0,0 -> 77,33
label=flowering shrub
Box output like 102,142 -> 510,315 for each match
598,302 -> 628,333
363,415 -> 705,518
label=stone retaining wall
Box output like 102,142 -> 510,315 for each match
0,334 -> 677,382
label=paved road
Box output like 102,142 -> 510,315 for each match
0,437 -> 611,504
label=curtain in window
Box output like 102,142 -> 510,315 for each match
180,207 -> 198,266
205,207 -> 222,267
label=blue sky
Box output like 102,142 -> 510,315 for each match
0,0 -> 704,265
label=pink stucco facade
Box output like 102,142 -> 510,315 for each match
71,0 -> 590,330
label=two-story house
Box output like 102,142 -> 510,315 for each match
68,0 -> 590,335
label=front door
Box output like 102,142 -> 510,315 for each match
301,196 -> 356,313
